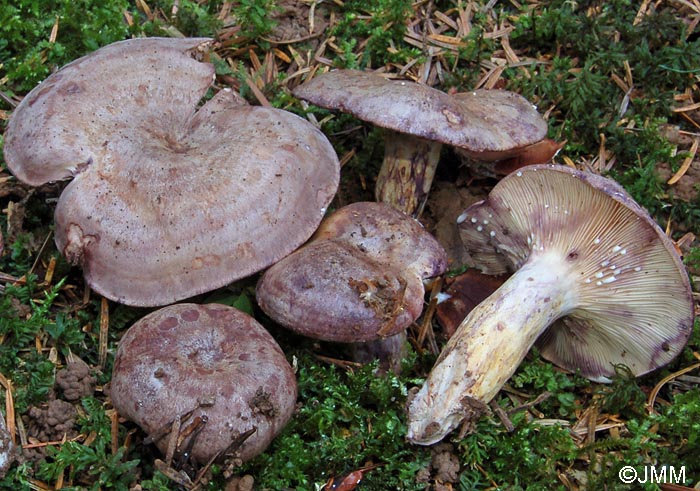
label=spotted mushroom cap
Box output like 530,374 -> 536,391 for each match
3,38 -> 340,306
292,69 -> 547,154
110,303 -> 297,464
256,202 -> 447,343
457,164 -> 694,381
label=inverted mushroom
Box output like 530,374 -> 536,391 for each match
256,201 -> 447,343
3,37 -> 339,306
110,303 -> 297,465
293,69 -> 553,214
407,164 -> 694,445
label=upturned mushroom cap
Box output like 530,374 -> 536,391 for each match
407,164 -> 693,445
292,69 -> 548,155
256,202 -> 447,343
3,38 -> 340,306
110,303 -> 297,464
457,164 -> 694,380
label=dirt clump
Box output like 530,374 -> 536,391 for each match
56,357 -> 97,402
416,442 -> 461,490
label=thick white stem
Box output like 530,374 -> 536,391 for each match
407,252 -> 576,445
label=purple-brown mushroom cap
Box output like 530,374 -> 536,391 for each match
110,303 -> 297,464
313,201 -> 448,279
256,202 -> 447,342
3,38 -> 340,306
292,69 -> 547,155
293,69 -> 548,214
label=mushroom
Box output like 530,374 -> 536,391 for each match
3,37 -> 339,306
292,69 -> 553,214
407,164 -> 694,445
256,201 -> 447,344
110,303 -> 297,465
0,410 -> 15,479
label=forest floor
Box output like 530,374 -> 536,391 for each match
1,1 -> 700,490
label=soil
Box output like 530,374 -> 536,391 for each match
416,443 -> 461,489
55,358 -> 97,402
268,0 -> 330,45
25,399 -> 78,445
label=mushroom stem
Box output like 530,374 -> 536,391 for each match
375,130 -> 442,215
345,331 -> 408,375
407,251 -> 576,445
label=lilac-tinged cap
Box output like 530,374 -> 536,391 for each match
110,303 -> 297,464
256,202 -> 447,342
4,38 -> 340,306
293,69 -> 547,154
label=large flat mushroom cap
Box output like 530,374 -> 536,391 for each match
458,164 -> 694,381
292,69 -> 547,154
110,303 -> 297,464
4,38 -> 340,306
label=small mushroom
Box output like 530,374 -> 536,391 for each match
407,164 -> 694,445
3,37 -> 339,306
110,303 -> 297,464
256,201 -> 447,343
293,70 -> 552,214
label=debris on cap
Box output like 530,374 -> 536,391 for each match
110,303 -> 297,465
256,201 -> 447,343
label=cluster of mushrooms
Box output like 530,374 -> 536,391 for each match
3,37 -> 694,470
